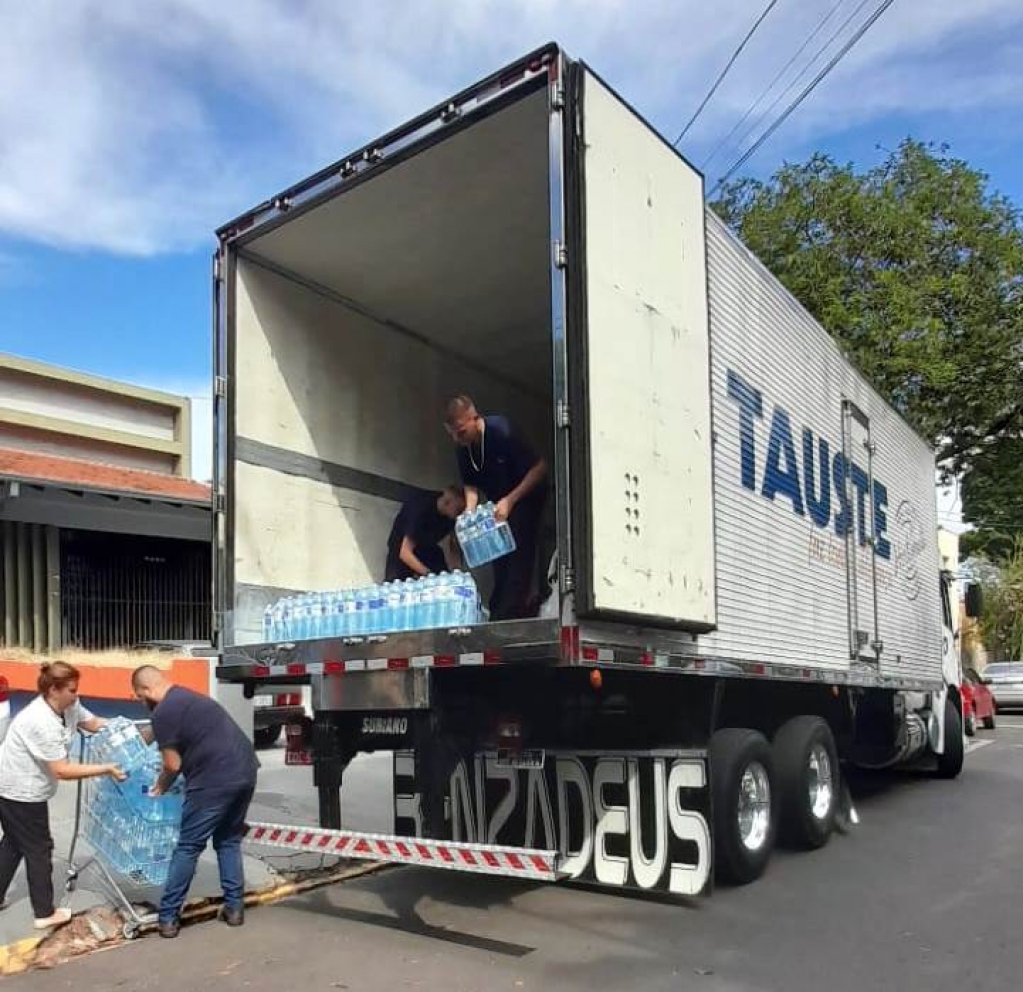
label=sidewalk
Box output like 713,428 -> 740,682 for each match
0,747 -> 391,958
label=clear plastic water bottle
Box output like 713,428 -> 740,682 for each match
401,578 -> 417,631
367,584 -> 386,633
262,604 -> 274,642
280,597 -> 294,640
384,582 -> 401,632
352,587 -> 367,635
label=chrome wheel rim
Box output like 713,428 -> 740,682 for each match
808,743 -> 834,821
737,761 -> 771,851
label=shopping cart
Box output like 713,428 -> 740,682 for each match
65,720 -> 183,939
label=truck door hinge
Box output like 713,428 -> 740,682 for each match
214,375 -> 228,398
561,564 -> 575,593
556,400 -> 571,429
551,83 -> 565,111
553,241 -> 568,269
212,610 -> 224,633
213,492 -> 226,514
213,255 -> 223,282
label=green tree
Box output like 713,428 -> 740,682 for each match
712,141 -> 1023,555
978,538 -> 1023,661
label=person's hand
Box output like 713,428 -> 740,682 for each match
107,764 -> 128,783
494,497 -> 513,522
148,782 -> 165,798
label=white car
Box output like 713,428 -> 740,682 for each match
983,661 -> 1023,711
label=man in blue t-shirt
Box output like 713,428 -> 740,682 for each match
132,666 -> 258,939
445,394 -> 548,620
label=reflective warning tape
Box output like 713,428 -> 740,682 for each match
252,652 -> 502,678
244,822 -> 562,882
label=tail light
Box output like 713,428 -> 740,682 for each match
274,693 -> 301,707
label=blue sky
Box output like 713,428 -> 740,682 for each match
2,0 -> 1022,506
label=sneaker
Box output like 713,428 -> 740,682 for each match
34,908 -> 73,930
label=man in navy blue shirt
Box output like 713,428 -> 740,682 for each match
385,485 -> 465,581
132,666 -> 258,938
445,394 -> 548,620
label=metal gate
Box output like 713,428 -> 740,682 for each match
61,531 -> 211,650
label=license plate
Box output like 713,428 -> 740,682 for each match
253,694 -> 273,707
495,748 -> 546,769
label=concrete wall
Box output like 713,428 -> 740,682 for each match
0,354 -> 192,476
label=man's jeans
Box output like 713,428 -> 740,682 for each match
159,782 -> 254,924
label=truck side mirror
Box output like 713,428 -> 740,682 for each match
965,583 -> 983,619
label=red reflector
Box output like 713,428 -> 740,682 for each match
274,693 -> 288,706
286,664 -> 305,676
324,660 -> 345,675
483,650 -> 501,666
560,626 -> 580,662
581,646 -> 599,662
387,658 -> 409,671
253,665 -> 270,677
288,693 -> 301,706
0,678 -> 8,703
751,664 -> 766,676
640,653 -> 654,666
434,655 -> 456,667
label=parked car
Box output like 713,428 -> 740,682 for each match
981,661 -> 1023,713
0,675 -> 10,744
962,667 -> 997,734
134,640 -> 303,749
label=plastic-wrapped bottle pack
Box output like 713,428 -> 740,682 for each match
81,717 -> 183,886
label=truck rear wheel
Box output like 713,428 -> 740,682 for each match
254,724 -> 282,749
710,728 -> 776,885
935,696 -> 964,779
772,716 -> 839,849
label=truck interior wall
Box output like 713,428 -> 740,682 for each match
227,89 -> 554,643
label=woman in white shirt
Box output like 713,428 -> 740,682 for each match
0,661 -> 125,930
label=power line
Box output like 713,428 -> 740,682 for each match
702,0 -> 848,172
673,0 -> 783,147
711,0 -> 872,183
712,0 -> 899,191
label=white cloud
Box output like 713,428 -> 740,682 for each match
1,0 -> 1021,254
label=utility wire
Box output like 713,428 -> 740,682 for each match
712,0 -> 899,191
711,0 -> 872,182
673,0 -> 783,147
702,0 -> 848,172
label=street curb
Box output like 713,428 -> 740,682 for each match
0,860 -> 388,975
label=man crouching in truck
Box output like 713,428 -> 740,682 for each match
385,484 -> 466,580
445,394 -> 548,620
132,666 -> 258,939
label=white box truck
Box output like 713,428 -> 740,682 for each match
215,44 -> 963,893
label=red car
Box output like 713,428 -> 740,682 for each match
962,667 -> 997,735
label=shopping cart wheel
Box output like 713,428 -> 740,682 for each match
65,869 -> 79,894
121,922 -> 139,940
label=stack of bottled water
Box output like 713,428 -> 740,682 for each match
455,503 -> 516,568
82,717 -> 183,886
261,570 -> 482,642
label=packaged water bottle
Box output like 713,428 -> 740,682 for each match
417,575 -> 435,628
262,605 -> 274,642
401,578 -> 417,631
385,582 -> 401,632
280,598 -> 294,640
367,583 -> 385,633
352,587 -> 367,635
337,590 -> 353,637
456,511 -> 476,568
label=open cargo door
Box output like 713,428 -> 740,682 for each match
566,66 -> 716,630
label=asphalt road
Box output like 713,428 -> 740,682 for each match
14,722 -> 1022,992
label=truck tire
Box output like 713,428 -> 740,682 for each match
772,716 -> 839,850
935,697 -> 964,779
710,728 -> 776,885
982,712 -> 996,730
254,724 -> 282,749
